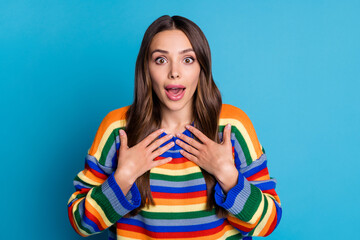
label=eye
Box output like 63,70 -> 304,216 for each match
184,57 -> 195,64
155,57 -> 167,64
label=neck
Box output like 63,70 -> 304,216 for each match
160,104 -> 193,135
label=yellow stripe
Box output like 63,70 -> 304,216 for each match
252,195 -> 274,236
78,171 -> 102,186
219,118 -> 257,161
86,189 -> 112,226
71,199 -> 91,236
150,165 -> 201,176
246,192 -> 265,225
222,228 -> 242,239
142,202 -> 207,213
92,120 -> 125,159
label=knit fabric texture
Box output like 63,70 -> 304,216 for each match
67,104 -> 282,239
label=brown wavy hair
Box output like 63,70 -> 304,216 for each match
125,15 -> 225,217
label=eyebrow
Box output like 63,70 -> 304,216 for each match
150,48 -> 194,57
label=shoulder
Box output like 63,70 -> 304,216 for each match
220,103 -> 264,160
88,105 -> 130,156
101,105 -> 129,128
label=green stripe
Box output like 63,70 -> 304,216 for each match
248,195 -> 268,236
235,184 -> 262,221
219,125 -> 253,166
139,209 -> 216,219
150,172 -> 204,181
74,176 -> 94,188
91,186 -> 121,222
99,129 -> 117,166
225,232 -> 243,240
74,206 -> 92,234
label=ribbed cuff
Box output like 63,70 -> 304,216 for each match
101,172 -> 141,216
214,171 -> 248,213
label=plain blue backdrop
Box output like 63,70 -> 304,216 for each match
1,0 -> 359,239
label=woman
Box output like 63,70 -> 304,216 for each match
68,15 -> 282,239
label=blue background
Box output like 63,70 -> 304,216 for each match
1,0 -> 359,239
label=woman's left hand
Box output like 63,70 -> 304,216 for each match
175,123 -> 239,193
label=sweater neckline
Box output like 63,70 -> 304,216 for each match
158,121 -> 195,140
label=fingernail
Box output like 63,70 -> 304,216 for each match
170,142 -> 175,146
175,140 -> 180,144
160,129 -> 164,132
226,124 -> 231,129
176,133 -> 181,137
185,125 -> 190,129
119,129 -> 124,135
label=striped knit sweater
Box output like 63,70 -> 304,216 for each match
67,104 -> 282,239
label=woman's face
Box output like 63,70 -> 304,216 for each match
148,29 -> 201,114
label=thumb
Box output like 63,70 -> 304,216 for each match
223,124 -> 232,145
119,129 -> 128,150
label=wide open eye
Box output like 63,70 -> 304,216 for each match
183,57 -> 195,64
155,57 -> 167,64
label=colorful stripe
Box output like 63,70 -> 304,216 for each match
67,104 -> 282,239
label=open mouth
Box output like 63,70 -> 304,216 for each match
165,86 -> 186,101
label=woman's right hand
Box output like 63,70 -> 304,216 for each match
113,128 -> 174,194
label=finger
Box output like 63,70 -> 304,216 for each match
151,157 -> 173,168
151,141 -> 175,159
119,129 -> 128,150
175,139 -> 200,156
148,134 -> 174,152
223,124 -> 232,144
176,133 -> 202,150
142,129 -> 165,147
179,149 -> 199,165
185,125 -> 209,144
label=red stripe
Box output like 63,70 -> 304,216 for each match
262,189 -> 276,195
117,221 -> 227,238
85,164 -> 107,179
246,168 -> 269,181
227,219 -> 253,233
265,213 -> 278,236
84,207 -> 105,231
152,190 -> 207,199
68,202 -> 87,237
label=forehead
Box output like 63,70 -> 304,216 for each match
149,30 -> 192,50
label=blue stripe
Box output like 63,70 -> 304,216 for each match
252,181 -> 276,191
274,200 -> 282,227
118,218 -> 224,232
86,158 -> 106,175
242,160 -> 267,178
150,184 -> 206,193
74,184 -> 91,191
80,201 -> 100,233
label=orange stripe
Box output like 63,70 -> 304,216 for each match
82,169 -> 106,183
227,213 -> 261,230
220,104 -> 263,158
89,106 -> 129,155
157,161 -> 197,170
258,202 -> 277,236
117,223 -> 236,239
153,196 -> 206,205
252,175 -> 271,181
84,198 -> 108,230
68,198 -> 89,237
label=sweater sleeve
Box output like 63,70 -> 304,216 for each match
67,109 -> 141,237
215,108 -> 282,237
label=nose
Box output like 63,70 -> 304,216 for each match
168,61 -> 180,79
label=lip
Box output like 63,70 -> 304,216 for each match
165,84 -> 186,90
164,85 -> 186,101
